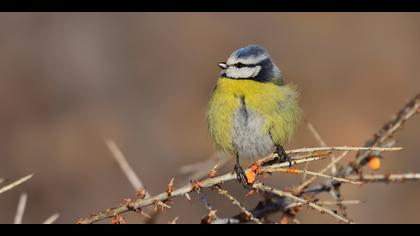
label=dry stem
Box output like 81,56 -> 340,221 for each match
214,186 -> 262,224
106,139 -> 150,198
42,213 -> 61,224
79,146 -> 399,224
347,173 -> 420,183
267,167 -> 361,185
0,174 -> 34,195
14,193 -> 28,224
253,183 -> 353,224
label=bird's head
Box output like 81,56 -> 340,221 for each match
218,45 -> 283,84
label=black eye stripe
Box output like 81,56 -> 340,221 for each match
231,58 -> 271,68
234,63 -> 255,68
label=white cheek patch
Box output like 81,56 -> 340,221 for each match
225,65 -> 262,79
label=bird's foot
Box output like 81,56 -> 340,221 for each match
234,164 -> 250,188
275,145 -> 293,168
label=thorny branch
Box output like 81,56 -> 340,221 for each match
253,183 -> 353,224
213,186 -> 263,224
197,191 -> 220,224
266,167 -> 362,185
346,173 -> 420,183
295,151 -> 350,192
79,93 -> 419,224
79,152 -> 330,223
234,93 -> 420,224
79,146 -> 400,224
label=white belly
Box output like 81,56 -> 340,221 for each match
232,106 -> 275,161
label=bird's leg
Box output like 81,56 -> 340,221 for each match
261,145 -> 292,167
234,154 -> 249,187
274,145 -> 292,168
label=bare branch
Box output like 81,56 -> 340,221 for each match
79,145 -> 400,224
197,191 -> 215,212
105,139 -> 150,198
347,173 -> 420,183
78,151 -> 338,224
305,119 -> 328,147
168,217 -> 179,224
212,218 -> 241,224
266,167 -> 361,185
0,174 -> 34,195
213,186 -> 262,224
42,213 -> 60,224
304,119 -> 338,177
197,191 -> 219,224
303,119 -> 328,181
256,146 -> 399,166
14,193 -> 28,224
286,146 -> 402,155
317,200 -> 363,206
253,183 -> 353,224
180,152 -> 231,181
295,151 -> 350,192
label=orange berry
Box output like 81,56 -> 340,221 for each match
250,164 -> 259,172
286,168 -> 299,175
111,215 -> 126,224
368,156 -> 381,171
279,216 -> 289,224
245,169 -> 257,184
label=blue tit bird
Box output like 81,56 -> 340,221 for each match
207,45 -> 301,186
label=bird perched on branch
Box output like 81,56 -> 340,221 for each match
207,45 -> 301,186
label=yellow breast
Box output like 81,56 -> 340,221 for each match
207,77 -> 300,154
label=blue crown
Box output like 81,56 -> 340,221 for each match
233,45 -> 267,59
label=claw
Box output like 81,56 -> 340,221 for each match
234,164 -> 249,188
275,145 -> 293,168
279,154 -> 293,168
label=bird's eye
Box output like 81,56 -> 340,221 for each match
236,63 -> 245,68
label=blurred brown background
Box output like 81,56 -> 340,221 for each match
0,13 -> 419,224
